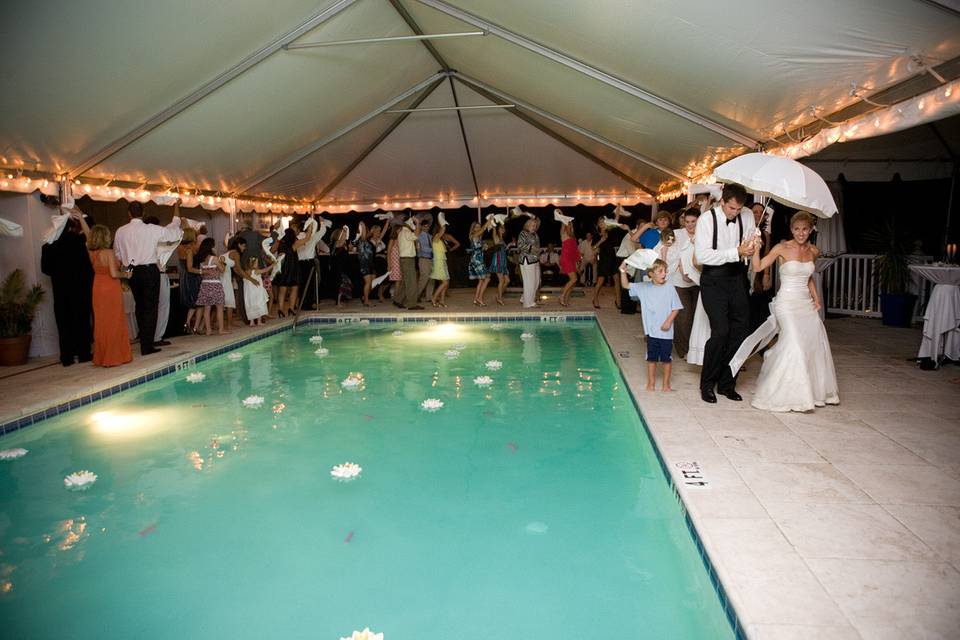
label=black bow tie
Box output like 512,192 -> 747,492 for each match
725,216 -> 737,226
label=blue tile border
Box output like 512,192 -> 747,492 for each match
593,320 -> 746,640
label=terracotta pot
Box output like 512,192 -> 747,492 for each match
0,335 -> 31,366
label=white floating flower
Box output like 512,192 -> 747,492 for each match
426,319 -> 438,326
64,470 -> 97,490
186,371 -> 206,383
444,349 -> 460,359
521,332 -> 534,340
330,462 -> 362,481
341,374 -> 363,389
421,398 -> 444,412
453,343 -> 466,350
392,330 -> 404,337
309,335 -> 324,344
0,448 -> 28,461
359,319 -> 370,325
340,628 -> 383,640
485,360 -> 503,370
226,352 -> 243,361
315,347 -> 329,357
242,395 -> 265,408
490,323 -> 503,330
473,376 -> 493,387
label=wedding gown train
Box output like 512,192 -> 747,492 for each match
730,260 -> 839,412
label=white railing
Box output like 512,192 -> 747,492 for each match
822,254 -> 933,322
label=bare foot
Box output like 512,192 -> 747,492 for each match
661,387 -> 675,392
646,384 -> 656,391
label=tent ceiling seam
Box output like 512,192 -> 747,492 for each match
449,77 -> 482,199
453,72 -> 688,181
452,78 -> 655,195
413,0 -> 758,148
389,0 -> 451,70
66,0 -> 360,179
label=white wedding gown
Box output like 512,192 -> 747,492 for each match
730,261 -> 839,412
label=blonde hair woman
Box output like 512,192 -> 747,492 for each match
88,225 -> 132,367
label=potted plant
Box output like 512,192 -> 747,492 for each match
866,219 -> 916,327
0,269 -> 45,365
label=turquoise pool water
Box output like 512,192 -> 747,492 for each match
0,321 -> 735,639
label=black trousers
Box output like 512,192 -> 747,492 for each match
52,283 -> 92,364
130,264 -> 160,353
700,265 -> 750,393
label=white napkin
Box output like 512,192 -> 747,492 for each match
42,213 -> 72,244
438,211 -> 448,227
0,217 -> 23,237
624,248 -> 659,271
553,209 -> 573,224
601,217 -> 622,229
372,273 -> 390,288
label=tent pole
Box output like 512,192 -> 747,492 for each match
945,161 -> 957,259
231,72 -> 447,197
67,0 -> 359,178
454,73 -> 687,181
449,78 -> 482,204
414,0 -> 758,148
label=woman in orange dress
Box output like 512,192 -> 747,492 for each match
88,225 -> 132,367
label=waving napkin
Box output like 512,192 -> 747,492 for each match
624,248 -> 660,271
553,209 -> 573,225
0,217 -> 23,237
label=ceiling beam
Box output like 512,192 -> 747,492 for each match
315,77 -> 445,201
388,0 -> 452,71
231,72 -> 448,196
67,0 -> 360,179
455,78 -> 656,195
454,72 -> 688,181
413,0 -> 758,148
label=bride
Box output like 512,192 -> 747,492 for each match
729,211 -> 839,412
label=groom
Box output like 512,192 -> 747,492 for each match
694,183 -> 756,403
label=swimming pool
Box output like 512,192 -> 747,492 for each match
0,320 -> 737,639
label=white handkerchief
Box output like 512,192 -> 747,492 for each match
438,212 -> 448,227
553,209 -> 573,225
601,217 -> 621,229
624,249 -> 659,271
43,213 -> 71,244
0,217 -> 23,237
371,272 -> 390,288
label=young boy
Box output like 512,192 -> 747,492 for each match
620,258 -> 683,391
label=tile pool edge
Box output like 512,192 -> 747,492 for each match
0,312 -> 591,435
593,319 -> 748,640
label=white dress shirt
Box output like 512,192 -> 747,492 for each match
694,206 -> 755,267
114,217 -> 183,267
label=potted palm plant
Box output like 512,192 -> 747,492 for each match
866,219 -> 916,327
0,269 -> 45,365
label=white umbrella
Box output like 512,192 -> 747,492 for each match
712,152 -> 838,218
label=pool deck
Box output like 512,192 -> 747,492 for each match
1,288 -> 958,639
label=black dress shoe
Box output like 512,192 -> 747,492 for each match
141,347 -> 161,356
700,388 -> 717,403
154,340 -> 172,347
720,389 -> 743,401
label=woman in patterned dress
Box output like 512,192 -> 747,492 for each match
468,219 -> 493,306
488,222 -> 511,306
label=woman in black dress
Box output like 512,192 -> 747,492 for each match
591,221 -> 617,309
271,228 -> 302,317
41,212 -> 94,366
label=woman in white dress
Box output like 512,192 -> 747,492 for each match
730,211 -> 839,412
242,256 -> 270,326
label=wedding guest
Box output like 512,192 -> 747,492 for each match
242,257 -> 270,326
223,237 -> 248,328
468,219 -> 492,306
41,210 -> 93,366
88,225 -> 132,367
488,223 -> 510,306
431,220 -> 461,308
621,259 -> 683,391
114,201 -> 182,355
694,183 -> 755,403
672,209 -> 701,359
517,217 -> 541,308
592,221 -> 617,308
749,201 -> 775,333
194,238 -> 226,335
145,215 -> 180,344
331,227 -> 352,308
558,222 -> 580,307
294,218 -> 319,310
272,228 -> 304,317
398,218 -> 422,310
578,231 -> 596,286
416,217 -> 435,304
177,227 -> 200,334
386,225 -> 402,305
356,223 -> 376,307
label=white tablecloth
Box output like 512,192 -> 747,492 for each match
910,265 -> 960,362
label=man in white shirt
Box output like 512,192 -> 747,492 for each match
693,183 -> 756,403
114,201 -> 182,356
671,208 -> 700,358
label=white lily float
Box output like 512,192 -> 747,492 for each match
520,332 -> 534,340
242,395 -> 265,408
309,335 -> 324,344
485,360 -> 503,370
186,371 -> 206,384
490,323 -> 503,330
453,343 -> 466,350
444,350 -> 460,359
315,347 -> 329,357
473,376 -> 493,387
226,352 -> 243,361
330,462 -> 362,482
0,448 -> 28,461
392,330 -> 404,337
426,319 -> 438,326
341,374 -> 363,389
359,319 -> 370,325
340,628 -> 383,640
420,398 -> 444,412
64,470 -> 97,491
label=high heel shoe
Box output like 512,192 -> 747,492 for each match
496,299 -> 504,306
277,310 -> 287,319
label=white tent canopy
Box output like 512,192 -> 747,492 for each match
2,0 -> 959,213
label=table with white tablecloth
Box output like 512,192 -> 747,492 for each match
908,265 -> 960,364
